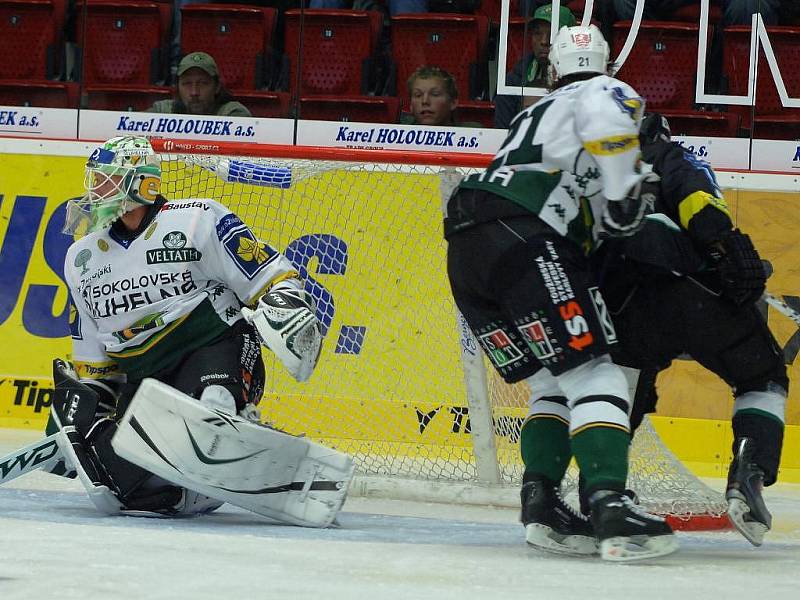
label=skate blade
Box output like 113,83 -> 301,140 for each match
525,523 -> 598,556
599,534 -> 679,562
727,497 -> 768,547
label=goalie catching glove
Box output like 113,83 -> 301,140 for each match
601,172 -> 659,238
707,229 -> 766,306
242,283 -> 322,382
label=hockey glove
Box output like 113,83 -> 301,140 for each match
242,286 -> 322,382
600,173 -> 659,238
707,229 -> 766,306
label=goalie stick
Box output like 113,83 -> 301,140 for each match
0,433 -> 75,486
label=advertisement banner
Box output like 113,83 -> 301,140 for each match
0,106 -> 78,139
750,139 -> 800,172
77,109 -> 295,145
672,136 -> 750,170
2,153 -> 800,441
296,119 -> 508,154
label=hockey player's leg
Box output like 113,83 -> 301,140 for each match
726,390 -> 786,546
686,300 -> 787,546
558,357 -> 678,562
520,369 -> 597,555
51,359 -> 203,515
112,378 -> 354,527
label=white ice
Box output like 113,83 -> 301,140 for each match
1,428 -> 798,600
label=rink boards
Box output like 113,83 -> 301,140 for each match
0,150 -> 799,482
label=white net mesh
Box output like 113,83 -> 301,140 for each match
158,149 -> 726,522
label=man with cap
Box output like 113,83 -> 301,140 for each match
147,51 -> 252,117
493,4 -> 576,129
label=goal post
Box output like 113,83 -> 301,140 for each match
150,139 -> 729,530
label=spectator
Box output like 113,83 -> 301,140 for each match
399,66 -> 483,127
147,52 -> 252,117
722,0 -> 779,25
493,4 -> 575,129
308,0 -> 427,17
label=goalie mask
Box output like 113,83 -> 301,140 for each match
65,136 -> 161,235
548,24 -> 610,83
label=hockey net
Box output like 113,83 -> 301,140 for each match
152,139 -> 729,530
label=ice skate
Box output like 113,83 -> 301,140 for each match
726,437 -> 771,546
589,490 -> 678,562
521,477 -> 597,556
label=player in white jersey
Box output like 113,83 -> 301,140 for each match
445,25 -> 676,561
46,136 -> 350,523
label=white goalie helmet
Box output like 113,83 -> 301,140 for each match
65,136 -> 162,235
548,24 -> 610,83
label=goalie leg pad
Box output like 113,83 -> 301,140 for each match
111,378 -> 354,527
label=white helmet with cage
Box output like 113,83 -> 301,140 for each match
65,136 -> 161,234
548,24 -> 610,83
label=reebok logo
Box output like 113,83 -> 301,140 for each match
200,373 -> 227,383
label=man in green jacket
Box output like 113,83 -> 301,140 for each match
148,52 -> 251,117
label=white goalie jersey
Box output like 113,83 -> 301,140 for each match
65,198 -> 302,381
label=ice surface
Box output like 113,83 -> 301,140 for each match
1,429 -> 798,600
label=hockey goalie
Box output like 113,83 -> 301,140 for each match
45,135 -> 353,526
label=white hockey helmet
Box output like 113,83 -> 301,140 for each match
65,136 -> 161,234
548,24 -> 610,83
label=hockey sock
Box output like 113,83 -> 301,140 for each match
520,416 -> 572,484
571,426 -> 630,496
732,410 -> 784,486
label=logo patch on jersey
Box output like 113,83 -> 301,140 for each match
583,135 -> 638,156
588,287 -> 617,344
112,313 -> 165,343
219,223 -> 278,280
97,239 -> 109,252
478,329 -> 524,368
517,320 -> 555,359
74,249 -> 92,275
610,87 -> 644,122
144,221 -> 158,240
145,232 -> 202,264
163,231 -> 187,250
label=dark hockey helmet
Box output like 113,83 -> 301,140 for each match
639,112 -> 671,145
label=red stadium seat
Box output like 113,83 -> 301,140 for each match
75,1 -> 164,85
723,25 -> 800,134
298,95 -> 400,123
750,115 -> 800,141
0,80 -> 79,108
613,21 -> 711,111
181,4 -> 277,90
0,0 -> 65,79
391,13 -> 490,101
283,9 -> 383,96
659,110 -> 740,138
457,100 -> 495,128
230,90 -> 291,118
84,84 -> 172,111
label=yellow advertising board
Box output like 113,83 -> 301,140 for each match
1,153 -> 798,480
